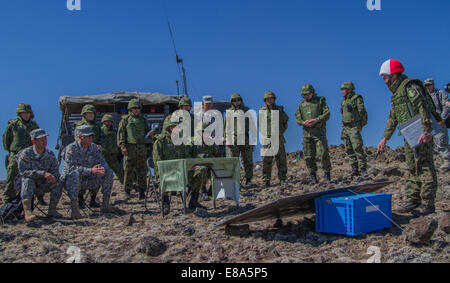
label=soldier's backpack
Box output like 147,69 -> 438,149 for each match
0,194 -> 23,223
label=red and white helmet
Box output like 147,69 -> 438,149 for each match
379,59 -> 405,76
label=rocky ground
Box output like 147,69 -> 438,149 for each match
0,145 -> 449,263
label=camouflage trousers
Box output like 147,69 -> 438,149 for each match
3,152 -> 19,202
404,141 -> 438,207
229,145 -> 253,180
20,177 -> 63,203
188,165 -> 209,193
341,126 -> 367,170
433,128 -> 450,161
262,143 -> 287,182
123,144 -> 148,193
103,152 -> 124,184
64,170 -> 114,202
303,133 -> 332,174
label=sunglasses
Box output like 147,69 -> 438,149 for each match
231,99 -> 242,103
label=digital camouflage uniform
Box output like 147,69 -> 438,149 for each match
224,93 -> 254,182
117,99 -> 150,195
61,138 -> 114,202
424,79 -> 450,168
73,105 -> 104,146
383,75 -> 440,208
259,91 -> 289,183
101,114 -> 124,184
2,103 -> 39,202
18,146 -> 62,206
340,82 -> 368,173
295,84 -> 332,175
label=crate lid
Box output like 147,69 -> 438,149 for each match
327,192 -> 391,204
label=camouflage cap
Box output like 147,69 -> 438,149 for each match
128,99 -> 142,110
81,104 -> 96,115
341,81 -> 355,90
202,96 -> 213,104
101,114 -> 114,123
230,93 -> 242,102
30,129 -> 49,140
424,78 -> 434,86
178,96 -> 192,108
301,84 -> 315,95
264,91 -> 276,100
16,103 -> 33,115
163,118 -> 179,130
76,125 -> 94,137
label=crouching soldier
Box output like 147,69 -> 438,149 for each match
61,126 -> 117,219
18,129 -> 63,222
153,120 -> 208,215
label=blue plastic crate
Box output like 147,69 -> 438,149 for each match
315,192 -> 392,236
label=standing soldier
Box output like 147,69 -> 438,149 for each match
18,129 -> 63,222
295,84 -> 332,184
117,99 -> 150,201
101,114 -> 124,184
2,103 -> 39,203
260,91 -> 289,188
377,59 -> 442,216
224,93 -> 254,186
340,82 -> 368,178
424,78 -> 449,171
61,126 -> 117,219
74,104 -> 104,208
164,96 -> 195,138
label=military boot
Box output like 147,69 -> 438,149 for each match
264,180 -> 271,188
138,189 -> 146,200
89,192 -> 100,208
395,199 -> 421,213
413,204 -> 436,217
70,199 -> 83,220
188,192 -> 207,211
310,173 -> 318,185
47,196 -> 63,219
349,165 -> 359,178
124,189 -> 131,201
78,195 -> 86,209
245,178 -> 253,187
22,199 -> 36,222
324,172 -> 331,182
37,195 -> 47,206
100,195 -> 116,214
162,194 -> 170,215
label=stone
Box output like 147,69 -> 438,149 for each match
116,214 -> 135,227
406,217 -> 438,245
439,212 -> 450,234
383,167 -> 403,177
225,225 -> 250,237
137,236 -> 167,257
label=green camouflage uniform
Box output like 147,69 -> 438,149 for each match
224,93 -> 254,181
295,84 -> 332,174
101,115 -> 124,184
153,120 -> 209,194
163,96 -> 196,139
340,82 -> 368,171
260,91 -> 289,182
2,103 -> 39,202
117,99 -> 150,194
73,105 -> 104,146
383,75 -> 440,207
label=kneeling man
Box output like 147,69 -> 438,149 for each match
18,129 -> 63,222
61,125 -> 116,219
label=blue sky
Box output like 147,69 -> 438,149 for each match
0,0 -> 449,179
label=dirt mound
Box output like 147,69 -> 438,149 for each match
0,145 -> 449,263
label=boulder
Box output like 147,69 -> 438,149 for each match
405,217 -> 438,245
137,236 -> 167,257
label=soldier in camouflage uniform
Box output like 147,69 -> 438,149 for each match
74,104 -> 105,208
295,84 -> 332,184
259,91 -> 289,188
61,126 -> 116,219
101,114 -> 124,184
164,96 -> 196,139
17,129 -> 63,222
424,78 -> 450,171
153,120 -> 208,214
224,93 -> 254,186
2,103 -> 39,203
340,82 -> 368,178
117,99 -> 150,201
377,59 -> 442,216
